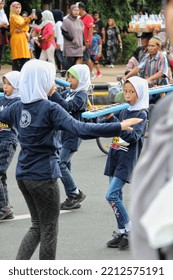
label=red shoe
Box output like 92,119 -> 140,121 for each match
96,71 -> 102,77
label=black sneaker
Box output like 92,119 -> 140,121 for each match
0,206 -> 13,220
75,190 -> 86,203
60,190 -> 86,210
118,232 -> 129,250
107,232 -> 122,248
60,197 -> 81,210
4,212 -> 15,220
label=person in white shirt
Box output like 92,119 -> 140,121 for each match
52,9 -> 67,71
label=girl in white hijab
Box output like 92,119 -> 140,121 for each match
0,70 -> 20,221
49,64 -> 90,210
40,10 -> 55,29
34,10 -> 56,64
2,70 -> 20,99
19,59 -> 55,103
104,76 -> 149,250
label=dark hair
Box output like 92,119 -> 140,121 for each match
21,11 -> 28,16
35,9 -> 42,25
52,9 -> 64,22
141,7 -> 151,16
93,11 -> 99,16
78,2 -> 85,10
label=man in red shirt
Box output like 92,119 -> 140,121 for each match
77,2 -> 95,78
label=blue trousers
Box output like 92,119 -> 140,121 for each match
0,140 -> 16,209
106,176 -> 129,230
59,147 -> 77,197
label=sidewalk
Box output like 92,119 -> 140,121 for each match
90,64 -> 125,84
0,63 -> 126,87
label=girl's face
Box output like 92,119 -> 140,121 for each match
108,18 -> 114,26
72,7 -> 79,17
0,3 -> 4,10
22,13 -> 28,19
14,4 -> 21,15
3,77 -> 14,96
67,73 -> 79,90
123,82 -> 138,105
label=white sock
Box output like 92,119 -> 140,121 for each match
72,189 -> 79,195
125,221 -> 132,232
119,228 -> 126,234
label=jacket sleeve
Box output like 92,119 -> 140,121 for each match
120,110 -> 147,143
50,102 -> 122,139
61,28 -> 74,41
0,102 -> 18,126
50,91 -> 87,112
10,15 -> 31,30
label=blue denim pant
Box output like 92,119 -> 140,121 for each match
0,140 -> 16,209
59,147 -> 77,197
106,176 -> 129,230
55,49 -> 68,69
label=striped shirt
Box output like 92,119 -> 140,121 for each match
139,51 -> 168,87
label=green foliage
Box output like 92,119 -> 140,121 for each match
87,0 -> 136,30
1,45 -> 12,65
86,0 -> 163,31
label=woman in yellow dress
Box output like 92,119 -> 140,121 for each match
9,2 -> 34,71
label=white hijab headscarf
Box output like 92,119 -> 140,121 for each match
67,64 -> 91,93
19,59 -> 56,104
40,10 -> 55,29
3,71 -> 20,99
126,76 -> 149,111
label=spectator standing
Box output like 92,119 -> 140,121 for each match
61,4 -> 84,70
0,0 -> 9,70
52,9 -> 67,70
92,11 -> 105,44
92,10 -> 105,63
32,9 -> 42,59
9,1 -> 34,71
88,25 -> 102,77
77,2 -> 95,79
105,18 -> 122,68
0,70 -> 20,220
21,11 -> 35,59
34,10 -> 56,64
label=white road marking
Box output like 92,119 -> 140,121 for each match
0,210 -> 71,223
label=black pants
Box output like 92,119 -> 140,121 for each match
12,58 -> 30,71
16,179 -> 60,260
64,56 -> 80,70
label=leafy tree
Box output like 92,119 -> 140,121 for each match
85,0 -> 163,31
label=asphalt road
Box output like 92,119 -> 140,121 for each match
0,139 -> 132,260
